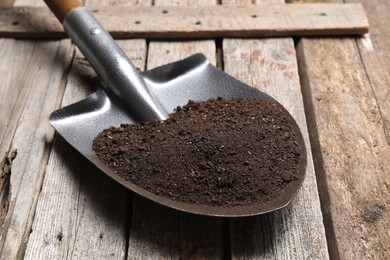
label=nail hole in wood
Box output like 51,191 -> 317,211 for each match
162,10 -> 168,14
12,21 -> 19,26
195,21 -> 202,25
135,21 -> 141,24
92,9 -> 98,13
251,14 -> 257,18
320,13 -> 326,16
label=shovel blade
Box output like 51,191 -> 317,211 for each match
50,54 -> 304,216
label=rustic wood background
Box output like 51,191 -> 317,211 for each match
0,0 -> 388,259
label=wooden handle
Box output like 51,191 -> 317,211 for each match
44,0 -> 83,23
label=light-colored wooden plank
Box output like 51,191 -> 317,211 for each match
295,2 -> 390,258
126,0 -> 224,259
0,3 -> 74,260
127,196 -> 180,259
0,4 -> 369,38
223,0 -> 329,259
0,0 -> 45,160
23,136 -> 129,260
0,38 -> 73,260
0,1 -> 71,260
0,40 -> 36,149
23,1 -> 150,259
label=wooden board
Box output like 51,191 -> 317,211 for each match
0,5 -> 69,256
0,0 -> 74,257
126,1 -> 225,259
0,4 -> 369,38
355,0 -> 390,145
222,0 -> 329,259
22,46 -> 133,259
295,0 -> 390,259
22,1 -> 147,260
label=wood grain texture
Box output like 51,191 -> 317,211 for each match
22,46 -> 132,260
223,0 -> 329,259
354,0 -> 390,145
0,4 -> 369,38
294,0 -> 390,259
126,1 -> 224,259
22,1 -> 148,260
297,37 -> 390,260
0,40 -> 36,148
0,3 -> 74,260
0,39 -> 73,260
127,196 -> 180,259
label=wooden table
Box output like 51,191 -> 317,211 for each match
0,0 -> 388,259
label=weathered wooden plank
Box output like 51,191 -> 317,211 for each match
0,19 -> 74,260
222,0 -> 329,259
0,4 -> 369,38
23,1 -> 148,260
0,3 -> 74,259
0,40 -> 36,150
22,46 -> 131,260
127,196 -> 180,259
354,0 -> 390,145
146,39 -> 216,69
23,137 -> 129,260
294,0 -> 390,259
297,37 -> 390,260
130,199 -> 224,259
126,0 -> 224,259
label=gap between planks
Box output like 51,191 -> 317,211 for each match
0,4 -> 369,38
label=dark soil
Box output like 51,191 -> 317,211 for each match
93,98 -> 305,208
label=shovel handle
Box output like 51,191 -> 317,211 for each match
44,0 -> 83,23
45,0 -> 167,121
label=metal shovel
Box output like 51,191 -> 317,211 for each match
45,0 -> 306,216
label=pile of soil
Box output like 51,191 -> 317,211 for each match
93,98 -> 305,207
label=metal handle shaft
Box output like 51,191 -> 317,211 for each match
45,1 -> 168,121
63,8 -> 167,121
